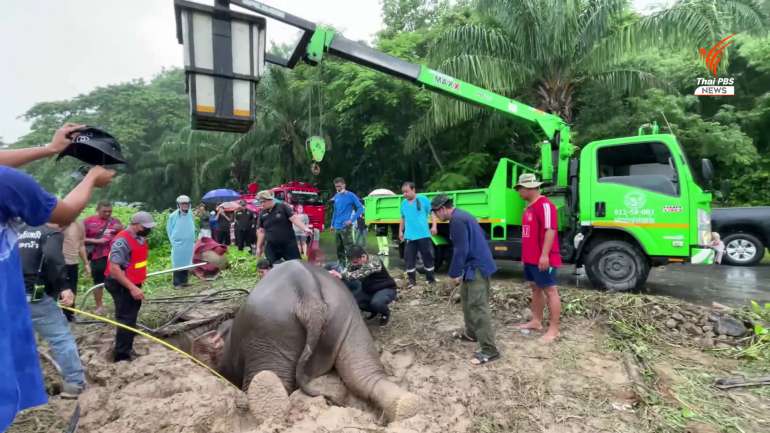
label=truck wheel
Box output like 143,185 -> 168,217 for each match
433,244 -> 445,271
722,233 -> 765,266
585,240 -> 650,292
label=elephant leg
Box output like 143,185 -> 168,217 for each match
334,316 -> 422,421
247,371 -> 291,425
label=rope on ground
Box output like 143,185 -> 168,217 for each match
60,306 -> 237,388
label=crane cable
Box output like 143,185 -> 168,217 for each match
59,306 -> 236,388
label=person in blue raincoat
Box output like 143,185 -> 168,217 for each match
167,195 -> 196,289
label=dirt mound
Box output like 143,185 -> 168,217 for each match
9,280 -> 768,432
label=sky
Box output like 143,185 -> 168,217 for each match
0,0 -> 659,144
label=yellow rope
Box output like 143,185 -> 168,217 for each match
60,305 -> 236,388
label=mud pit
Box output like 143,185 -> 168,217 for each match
12,281 -> 768,433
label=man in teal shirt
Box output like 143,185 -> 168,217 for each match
399,182 -> 437,288
330,177 -> 363,266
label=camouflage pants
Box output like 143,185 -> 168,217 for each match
335,225 -> 354,266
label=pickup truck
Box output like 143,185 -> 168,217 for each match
711,207 -> 770,266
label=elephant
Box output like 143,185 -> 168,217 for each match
190,260 -> 422,423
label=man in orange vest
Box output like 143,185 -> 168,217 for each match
104,211 -> 156,362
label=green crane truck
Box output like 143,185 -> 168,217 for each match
365,123 -> 717,290
174,0 -> 718,290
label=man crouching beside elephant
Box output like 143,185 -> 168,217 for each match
328,245 -> 397,327
190,260 -> 420,424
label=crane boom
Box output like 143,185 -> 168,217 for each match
223,0 -> 574,184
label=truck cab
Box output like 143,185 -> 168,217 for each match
567,132 -> 715,289
270,182 -> 326,232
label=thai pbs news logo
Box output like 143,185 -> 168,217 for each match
694,34 -> 735,96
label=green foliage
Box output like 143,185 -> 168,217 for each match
8,0 -> 770,210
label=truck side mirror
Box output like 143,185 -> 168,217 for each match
721,180 -> 731,201
701,159 -> 714,181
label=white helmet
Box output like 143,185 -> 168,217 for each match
176,195 -> 191,204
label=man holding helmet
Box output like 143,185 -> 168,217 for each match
167,195 -> 196,289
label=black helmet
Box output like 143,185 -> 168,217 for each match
56,126 -> 126,166
431,193 -> 451,211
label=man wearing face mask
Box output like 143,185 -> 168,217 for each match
104,211 -> 156,362
167,195 -> 196,290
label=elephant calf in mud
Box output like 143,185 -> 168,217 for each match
190,260 -> 422,423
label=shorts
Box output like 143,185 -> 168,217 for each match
523,263 -> 558,288
295,234 -> 307,242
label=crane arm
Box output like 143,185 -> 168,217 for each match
224,0 -> 573,184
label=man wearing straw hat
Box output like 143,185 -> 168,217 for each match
514,173 -> 562,344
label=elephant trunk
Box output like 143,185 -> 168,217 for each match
334,316 -> 422,421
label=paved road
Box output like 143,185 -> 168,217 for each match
313,241 -> 770,308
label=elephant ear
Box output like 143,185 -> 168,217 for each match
192,330 -> 225,369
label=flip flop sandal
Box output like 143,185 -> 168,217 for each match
471,352 -> 500,365
452,331 -> 477,343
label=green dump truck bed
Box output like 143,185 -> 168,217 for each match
364,158 -> 539,243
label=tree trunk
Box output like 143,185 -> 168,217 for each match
426,137 -> 445,170
534,74 -> 574,123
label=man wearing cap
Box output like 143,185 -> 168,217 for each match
255,190 -> 313,265
431,194 -> 500,365
234,200 -> 257,252
514,173 -> 562,343
167,195 -> 196,290
104,211 -> 156,362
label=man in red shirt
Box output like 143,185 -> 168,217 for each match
514,173 -> 562,343
83,200 -> 123,314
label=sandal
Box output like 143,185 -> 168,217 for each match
452,331 -> 477,343
471,352 -> 500,365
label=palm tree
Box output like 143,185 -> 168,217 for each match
407,0 -> 767,144
156,128 -> 243,200
250,65 -> 316,181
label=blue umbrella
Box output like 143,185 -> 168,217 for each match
202,189 -> 241,203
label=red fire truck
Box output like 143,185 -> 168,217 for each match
270,182 -> 326,232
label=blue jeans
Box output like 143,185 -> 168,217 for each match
355,230 -> 367,247
29,296 -> 85,386
353,288 -> 396,317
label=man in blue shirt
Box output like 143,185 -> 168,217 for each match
330,177 -> 363,267
0,123 -> 115,430
431,193 -> 500,366
399,182 -> 438,288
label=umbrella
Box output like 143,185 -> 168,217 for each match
202,189 -> 241,203
368,188 -> 396,196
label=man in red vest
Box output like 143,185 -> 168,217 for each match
104,211 -> 156,362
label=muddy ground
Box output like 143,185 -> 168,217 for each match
9,279 -> 770,433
